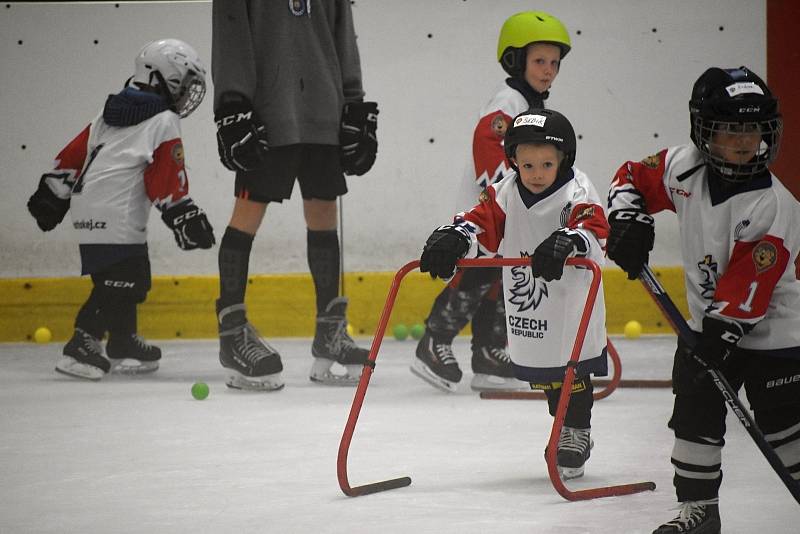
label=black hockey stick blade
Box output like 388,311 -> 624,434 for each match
639,264 -> 800,504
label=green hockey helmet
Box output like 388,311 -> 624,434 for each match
497,11 -> 571,77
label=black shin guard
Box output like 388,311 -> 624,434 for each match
218,227 -> 254,310
307,229 -> 340,315
74,288 -> 106,339
545,377 -> 595,429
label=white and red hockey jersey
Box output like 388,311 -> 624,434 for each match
44,110 -> 190,246
454,81 -> 538,212
608,144 -> 800,352
454,169 -> 609,380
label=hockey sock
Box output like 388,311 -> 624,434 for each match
470,288 -> 506,347
74,288 -> 106,339
105,298 -> 138,340
545,377 -> 595,428
218,226 -> 254,310
307,229 -> 340,315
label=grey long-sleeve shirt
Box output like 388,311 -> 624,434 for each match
212,0 -> 365,146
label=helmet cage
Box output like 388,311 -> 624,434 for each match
691,116 -> 782,184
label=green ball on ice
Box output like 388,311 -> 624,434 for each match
392,324 -> 409,341
410,323 -> 425,340
191,382 -> 209,400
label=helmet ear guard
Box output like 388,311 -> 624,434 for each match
689,66 -> 782,184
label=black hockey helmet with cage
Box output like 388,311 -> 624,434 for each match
504,108 -> 576,177
689,66 -> 782,184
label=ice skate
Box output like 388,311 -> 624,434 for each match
106,333 -> 161,374
218,303 -> 284,391
652,501 -> 721,534
553,426 -> 593,480
411,330 -> 463,393
55,328 -> 110,381
310,297 -> 368,386
469,344 -> 527,392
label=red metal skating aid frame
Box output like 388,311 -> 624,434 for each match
337,257 -> 656,500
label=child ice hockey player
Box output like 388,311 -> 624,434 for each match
413,11 -> 573,393
420,109 -> 609,479
606,66 -> 800,534
26,39 -> 215,380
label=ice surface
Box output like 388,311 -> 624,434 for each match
1,336 -> 797,533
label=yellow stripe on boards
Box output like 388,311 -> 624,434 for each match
0,267 -> 687,342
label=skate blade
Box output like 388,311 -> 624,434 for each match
557,465 -> 585,480
110,359 -> 159,375
469,373 -> 528,392
55,356 -> 106,381
309,359 -> 361,386
225,372 -> 284,391
410,359 -> 458,393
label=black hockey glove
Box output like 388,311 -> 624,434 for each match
532,230 -> 585,282
340,101 -> 379,176
694,316 -> 745,370
607,208 -> 655,280
27,175 -> 70,232
214,93 -> 269,172
420,225 -> 471,280
161,199 -> 215,251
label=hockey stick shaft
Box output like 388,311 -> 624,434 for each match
639,264 -> 800,504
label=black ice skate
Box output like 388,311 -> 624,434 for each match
218,303 -> 284,391
310,297 -> 368,386
652,501 -> 721,534
411,330 -> 463,393
55,328 -> 110,381
469,345 -> 527,392
555,426 -> 594,480
106,334 -> 161,374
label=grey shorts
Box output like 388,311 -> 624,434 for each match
234,144 -> 347,203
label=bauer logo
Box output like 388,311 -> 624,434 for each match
766,374 -> 800,389
514,114 -> 546,128
725,82 -> 764,97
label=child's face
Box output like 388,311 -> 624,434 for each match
524,43 -> 562,93
709,123 -> 763,165
513,143 -> 562,194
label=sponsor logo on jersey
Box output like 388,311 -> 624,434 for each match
766,373 -> 800,389
640,153 -> 661,169
529,378 -> 587,392
171,143 -> 184,166
289,0 -> 310,16
490,114 -> 508,138
513,114 -> 546,128
734,219 -> 751,240
752,241 -> 777,273
73,219 -> 107,231
668,186 -> 691,198
509,254 -> 548,312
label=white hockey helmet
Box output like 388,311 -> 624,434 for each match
132,39 -> 207,118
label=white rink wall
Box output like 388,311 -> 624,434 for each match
0,0 -> 765,278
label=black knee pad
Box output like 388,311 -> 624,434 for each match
91,255 -> 152,303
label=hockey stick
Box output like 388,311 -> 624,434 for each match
338,257 -> 655,501
338,196 -> 345,297
639,264 -> 800,504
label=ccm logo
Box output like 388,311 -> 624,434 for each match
669,187 -> 692,198
215,111 -> 253,127
766,374 -> 800,389
173,209 -> 200,225
104,280 -> 135,288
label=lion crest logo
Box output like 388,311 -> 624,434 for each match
508,257 -> 548,312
